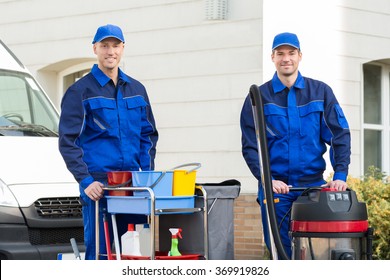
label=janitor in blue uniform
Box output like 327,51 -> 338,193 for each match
240,32 -> 351,258
59,24 -> 158,260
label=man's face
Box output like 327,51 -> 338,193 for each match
93,38 -> 124,71
271,45 -> 302,77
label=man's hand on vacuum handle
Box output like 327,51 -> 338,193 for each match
272,180 -> 291,194
85,181 -> 104,201
272,179 -> 348,193
322,179 -> 348,191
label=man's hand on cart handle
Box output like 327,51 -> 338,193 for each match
85,181 -> 104,201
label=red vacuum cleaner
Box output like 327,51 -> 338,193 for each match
290,187 -> 373,260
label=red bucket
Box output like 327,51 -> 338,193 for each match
107,171 -> 132,196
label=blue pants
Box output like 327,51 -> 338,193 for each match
258,182 -> 325,259
80,189 -> 146,260
258,190 -> 301,259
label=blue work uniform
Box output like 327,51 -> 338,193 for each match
59,64 -> 158,259
240,71 -> 351,258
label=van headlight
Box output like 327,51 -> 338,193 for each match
0,180 -> 19,207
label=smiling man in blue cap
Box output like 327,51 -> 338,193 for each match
59,24 -> 159,260
240,32 -> 351,258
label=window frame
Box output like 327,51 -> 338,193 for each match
362,62 -> 390,176
57,62 -> 92,109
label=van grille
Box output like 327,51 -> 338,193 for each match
34,197 -> 82,218
29,227 -> 84,245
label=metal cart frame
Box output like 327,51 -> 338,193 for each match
95,185 -> 208,260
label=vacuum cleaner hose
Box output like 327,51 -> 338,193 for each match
249,84 -> 290,260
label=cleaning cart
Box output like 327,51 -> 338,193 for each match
159,179 -> 241,259
95,164 -> 209,260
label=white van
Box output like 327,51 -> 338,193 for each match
0,40 -> 84,260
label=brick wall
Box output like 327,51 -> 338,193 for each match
233,193 -> 268,260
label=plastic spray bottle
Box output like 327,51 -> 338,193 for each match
121,224 -> 141,256
139,224 -> 152,256
168,228 -> 182,256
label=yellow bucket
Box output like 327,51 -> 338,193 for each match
171,163 -> 201,196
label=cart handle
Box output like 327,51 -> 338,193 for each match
104,171 -> 167,190
104,179 -> 132,189
170,162 -> 201,174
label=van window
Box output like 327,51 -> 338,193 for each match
0,70 -> 59,136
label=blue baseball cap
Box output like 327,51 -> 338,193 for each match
272,32 -> 300,50
92,24 -> 125,44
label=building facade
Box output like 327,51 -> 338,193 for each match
1,0 -> 390,259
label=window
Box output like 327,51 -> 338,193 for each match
63,69 -> 90,93
55,60 -> 94,109
363,63 -> 390,175
0,70 -> 59,135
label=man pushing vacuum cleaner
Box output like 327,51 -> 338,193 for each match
240,32 -> 373,260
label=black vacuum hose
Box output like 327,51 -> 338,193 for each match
249,84 -> 290,260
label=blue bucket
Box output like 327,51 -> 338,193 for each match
106,195 -> 195,215
132,171 -> 173,197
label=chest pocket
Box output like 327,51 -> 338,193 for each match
86,98 -> 117,131
298,101 -> 324,136
264,104 -> 288,138
125,96 -> 147,123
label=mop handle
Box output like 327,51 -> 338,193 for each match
103,213 -> 113,260
70,238 -> 81,260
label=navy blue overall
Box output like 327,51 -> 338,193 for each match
59,65 -> 158,259
240,72 -> 351,258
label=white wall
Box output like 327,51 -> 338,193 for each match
0,0 -> 263,193
2,0 -> 390,193
263,0 -> 390,180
